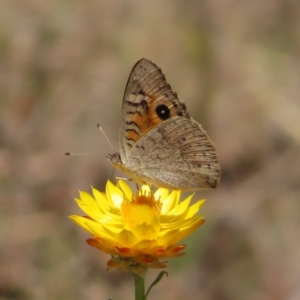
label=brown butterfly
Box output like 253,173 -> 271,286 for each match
107,58 -> 221,190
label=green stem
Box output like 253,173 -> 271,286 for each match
133,273 -> 145,300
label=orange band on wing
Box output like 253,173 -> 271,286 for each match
125,95 -> 184,143
125,129 -> 140,143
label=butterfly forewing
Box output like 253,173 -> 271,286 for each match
120,58 -> 190,161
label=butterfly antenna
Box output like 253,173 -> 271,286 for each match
64,152 -> 101,156
97,124 -> 114,150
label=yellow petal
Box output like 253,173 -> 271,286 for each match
168,194 -> 193,216
75,191 -> 103,218
92,186 -> 109,211
160,190 -> 180,214
156,228 -> 180,246
117,229 -> 137,247
132,222 -> 160,240
135,239 -> 158,252
117,180 -> 133,199
154,187 -> 169,201
169,218 -> 205,244
185,199 -> 205,218
106,180 -> 124,208
69,215 -> 94,233
69,215 -> 106,237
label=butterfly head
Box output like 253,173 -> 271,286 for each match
107,152 -> 143,184
106,152 -> 122,166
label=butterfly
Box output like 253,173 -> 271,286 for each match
107,58 -> 221,190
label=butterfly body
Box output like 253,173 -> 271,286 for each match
107,58 -> 221,190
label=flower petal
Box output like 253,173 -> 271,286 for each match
185,199 -> 205,218
106,180 -> 124,208
117,180 -> 133,199
117,229 -> 138,247
160,190 -> 180,214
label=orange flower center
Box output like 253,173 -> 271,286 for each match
121,191 -> 161,231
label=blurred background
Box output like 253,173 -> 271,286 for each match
0,1 -> 299,299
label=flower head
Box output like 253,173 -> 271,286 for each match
70,180 -> 205,274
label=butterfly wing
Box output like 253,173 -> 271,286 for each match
119,58 -> 190,163
108,58 -> 221,190
126,116 -> 221,190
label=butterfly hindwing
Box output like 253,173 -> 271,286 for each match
126,117 -> 221,189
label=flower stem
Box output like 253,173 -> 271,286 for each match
133,273 -> 145,300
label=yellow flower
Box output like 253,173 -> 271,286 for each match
70,180 -> 205,274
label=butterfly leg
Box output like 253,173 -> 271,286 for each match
115,176 -> 133,182
115,177 -> 142,194
115,176 -> 140,188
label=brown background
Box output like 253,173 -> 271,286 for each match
0,1 -> 299,299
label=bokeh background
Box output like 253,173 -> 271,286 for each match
1,1 -> 300,299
